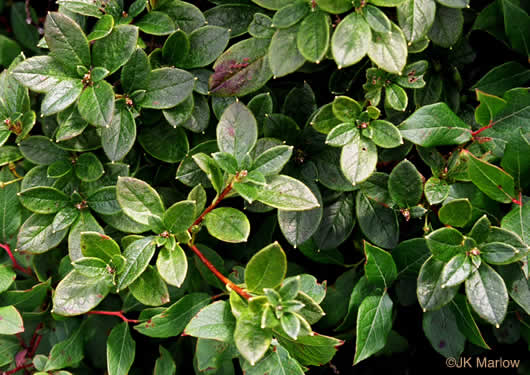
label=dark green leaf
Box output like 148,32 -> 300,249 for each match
138,123 -> 189,163
245,242 -> 287,292
465,263 -> 508,327
180,26 -> 230,69
116,236 -> 157,291
204,207 -> 250,243
331,13 -> 370,69
428,5 -> 463,48
18,186 -> 69,214
129,265 -> 170,306
439,198 -> 472,227
107,322 -> 136,375
269,25 -> 306,78
297,10 -> 330,63
116,177 -> 165,227
156,243 -> 187,287
184,300 -> 236,341
44,326 -> 84,370
388,159 -> 423,207
140,68 -> 195,109
80,231 -> 120,263
356,191 -> 399,249
136,11 -> 175,35
422,305 -> 465,359
354,293 -> 393,364
417,256 -> 458,311
234,312 -> 272,365
364,242 -> 398,288
92,25 -> 138,75
78,80 -> 115,127
17,213 -> 69,253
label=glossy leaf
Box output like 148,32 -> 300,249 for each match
107,322 -> 136,375
245,242 -> 287,293
204,207 -> 250,243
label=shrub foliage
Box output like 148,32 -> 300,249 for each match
0,0 -> 528,373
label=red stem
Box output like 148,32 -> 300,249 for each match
471,121 -> 494,136
3,363 -> 33,375
191,182 -> 234,228
188,243 -> 251,300
0,244 -> 32,276
86,310 -> 139,324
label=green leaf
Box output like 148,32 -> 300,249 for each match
245,242 -> 287,293
385,84 -> 408,111
341,134 -> 378,186
326,123 -> 358,147
0,306 -> 23,334
52,270 -> 112,315
256,175 -> 319,211
449,294 -> 490,349
277,332 -> 343,366
116,236 -> 157,291
439,198 -> 472,227
388,159 -> 423,207
251,145 -> 293,176
426,227 -> 470,262
69,210 -> 105,261
422,305 -> 465,359
92,25 -> 139,75
139,123 -> 189,163
397,0 -> 436,43
73,257 -> 108,277
12,56 -> 72,94
44,326 -> 84,371
249,13 -> 275,38
440,254 -> 473,288
140,67 -> 195,109
136,11 -> 175,35
428,5 -> 463,48
156,243 -> 187,287
192,153 -> 224,193
424,177 -> 449,205
315,0 -> 352,14
480,227 -> 527,265
134,293 -> 211,338
17,213 -> 69,253
364,242 -> 398,288
18,186 -> 69,214
184,300 -> 236,341
297,10 -> 330,63
332,96 -> 362,122
101,103 -> 136,162
234,311 -> 272,365
501,201 -> 529,245
162,30 -> 189,67
356,191 -> 399,249
241,343 -> 304,375
80,231 -> 120,263
55,105 -> 88,141
180,26 -> 230,69
399,103 -> 471,146
57,0 -> 104,18
269,25 -> 306,78
498,263 -> 530,315
417,256 -> 459,311
363,5 -> 391,33
205,4 -> 259,38
272,2 -> 309,29
466,151 -> 516,204
367,22 -> 407,74
212,151 -> 239,175
74,152 -> 104,182
313,192 -> 354,250
0,265 -> 15,294
331,13 -> 370,69
121,48 -> 150,94
47,159 -> 72,178
354,293 -> 393,365
107,322 -> 136,375
163,94 -> 194,128
45,12 -> 90,70
0,167 -> 22,242
500,0 -> 530,58
465,263 -> 508,327
216,101 -> 258,163
129,265 -> 170,306
87,186 -> 120,216
154,346 -> 176,375
41,80 -> 83,116
210,37 -> 273,97
204,207 -> 250,243
501,128 -> 530,189
116,177 -> 165,228
471,62 -> 530,97
78,80 -> 115,127
163,200 -> 195,234
367,120 -> 403,148
87,14 -> 114,41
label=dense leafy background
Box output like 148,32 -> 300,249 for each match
0,0 -> 529,374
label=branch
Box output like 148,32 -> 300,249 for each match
3,363 -> 33,375
190,182 -> 234,228
86,310 -> 140,324
471,121 -> 494,137
0,244 -> 32,276
187,243 -> 251,300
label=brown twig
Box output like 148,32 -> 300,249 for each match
190,182 -> 234,228
86,310 -> 140,323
